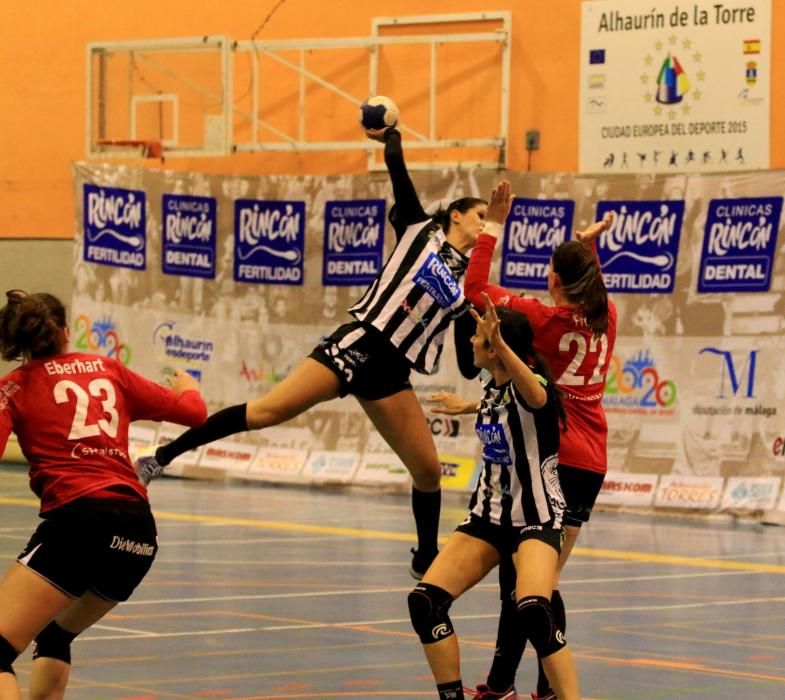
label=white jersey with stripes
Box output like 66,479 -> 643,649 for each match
469,376 -> 565,529
348,221 -> 470,375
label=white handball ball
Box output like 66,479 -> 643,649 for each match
359,95 -> 400,130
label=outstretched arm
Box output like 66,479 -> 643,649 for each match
463,181 -> 515,312
366,127 -> 428,238
575,211 -> 615,264
426,391 -> 479,415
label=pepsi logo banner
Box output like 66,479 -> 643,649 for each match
162,194 -> 217,279
234,199 -> 305,285
83,184 -> 146,270
698,197 -> 783,293
597,199 -> 684,293
322,199 -> 386,286
501,199 -> 575,290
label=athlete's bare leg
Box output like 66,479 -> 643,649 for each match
0,564 -> 73,698
514,541 -> 580,700
419,532 -> 499,684
245,358 -> 342,429
29,592 -> 116,700
358,389 -> 442,492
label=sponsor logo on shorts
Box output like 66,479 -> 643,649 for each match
431,623 -> 450,639
110,536 -> 155,556
556,629 -> 566,645
520,524 -> 543,534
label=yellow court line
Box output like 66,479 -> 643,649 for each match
3,495 -> 785,574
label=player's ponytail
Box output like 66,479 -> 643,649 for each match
431,197 -> 487,233
551,240 -> 609,338
0,290 -> 68,361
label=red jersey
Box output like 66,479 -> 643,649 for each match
0,352 -> 207,513
465,233 -> 617,474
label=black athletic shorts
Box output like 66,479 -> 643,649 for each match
456,514 -> 563,559
558,464 -> 605,528
17,497 -> 158,602
308,321 -> 413,400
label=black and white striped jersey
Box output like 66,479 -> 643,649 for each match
348,222 -> 470,374
468,376 -> 565,529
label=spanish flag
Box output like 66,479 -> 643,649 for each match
743,39 -> 761,54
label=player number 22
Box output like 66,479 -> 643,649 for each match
54,379 -> 119,439
555,332 -> 608,386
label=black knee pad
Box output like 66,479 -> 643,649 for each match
408,582 -> 455,644
0,633 -> 19,675
517,595 -> 566,658
32,621 -> 79,664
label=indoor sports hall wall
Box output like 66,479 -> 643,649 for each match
1,0 -> 784,239
71,161 -> 785,518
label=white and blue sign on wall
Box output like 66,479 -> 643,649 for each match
83,184 -> 146,270
596,200 -> 685,293
698,197 -> 783,293
234,199 -> 305,285
322,199 -> 386,286
501,198 -> 575,290
162,194 -> 216,279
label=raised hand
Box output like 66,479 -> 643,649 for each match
364,126 -> 391,142
167,369 -> 199,394
575,211 -> 615,244
469,293 -> 503,349
486,180 -> 514,226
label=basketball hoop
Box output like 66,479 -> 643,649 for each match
95,139 -> 164,161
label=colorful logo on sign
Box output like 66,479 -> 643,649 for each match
655,54 -> 690,105
698,197 -> 782,293
322,199 -> 385,286
234,199 -> 305,285
162,194 -> 217,279
603,350 -> 676,410
73,315 -> 131,364
83,184 -> 146,270
597,200 -> 684,293
501,199 -> 574,290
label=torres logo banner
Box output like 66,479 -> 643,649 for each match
597,200 -> 684,292
83,184 -> 146,270
322,199 -> 385,286
162,194 -> 217,279
234,199 -> 305,285
698,196 -> 783,293
501,199 -> 575,290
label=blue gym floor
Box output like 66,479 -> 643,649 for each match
2,462 -> 785,699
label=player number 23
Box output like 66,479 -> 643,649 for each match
54,379 -> 119,439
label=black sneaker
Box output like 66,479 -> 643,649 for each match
409,547 -> 438,580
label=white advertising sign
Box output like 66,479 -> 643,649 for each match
721,476 -> 781,510
302,451 -> 359,484
580,0 -> 770,173
248,447 -> 308,480
198,439 -> 257,471
596,472 -> 659,507
655,475 -> 724,509
354,452 -> 411,486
